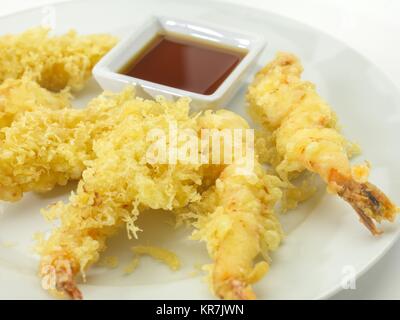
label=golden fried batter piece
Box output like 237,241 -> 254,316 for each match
0,78 -> 71,128
0,88 -> 119,202
192,160 -> 283,300
0,27 -> 117,91
247,52 -> 398,235
37,90 -> 205,299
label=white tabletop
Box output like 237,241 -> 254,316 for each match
1,0 -> 399,300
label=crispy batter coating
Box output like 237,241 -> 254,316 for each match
0,78 -> 71,128
37,89 -> 205,298
0,27 -> 117,91
131,246 -> 181,271
247,52 -> 398,234
0,88 -> 118,202
192,160 -> 283,300
189,110 -> 283,299
195,108 -> 252,189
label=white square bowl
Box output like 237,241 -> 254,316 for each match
93,16 -> 266,110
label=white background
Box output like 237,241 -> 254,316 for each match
1,0 -> 399,299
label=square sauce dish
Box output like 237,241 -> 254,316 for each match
93,16 -> 266,110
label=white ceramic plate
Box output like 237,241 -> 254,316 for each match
0,0 -> 399,300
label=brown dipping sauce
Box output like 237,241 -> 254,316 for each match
120,33 -> 247,95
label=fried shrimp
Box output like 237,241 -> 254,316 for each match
37,90 -> 204,299
0,78 -> 71,128
196,108 -> 253,188
0,27 -> 117,91
0,88 -> 119,202
192,160 -> 283,300
36,87 -> 283,300
247,52 -> 398,235
189,110 -> 283,300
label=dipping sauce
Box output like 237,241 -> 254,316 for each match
120,33 -> 247,95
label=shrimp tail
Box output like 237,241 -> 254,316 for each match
329,169 -> 398,236
58,276 -> 82,300
214,278 -> 256,300
41,258 -> 83,300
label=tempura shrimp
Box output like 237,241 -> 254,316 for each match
37,90 -> 204,299
189,110 -> 283,299
37,88 -> 283,300
0,87 -> 121,202
192,160 -> 283,299
247,52 -> 398,235
0,78 -> 71,128
0,27 -> 117,91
